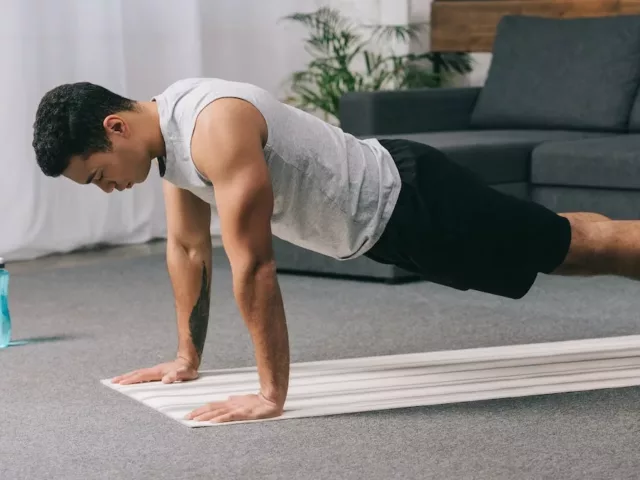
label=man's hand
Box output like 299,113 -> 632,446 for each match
111,357 -> 199,385
185,392 -> 284,423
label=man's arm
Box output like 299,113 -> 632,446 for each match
111,182 -> 212,386
191,98 -> 290,406
163,181 -> 212,370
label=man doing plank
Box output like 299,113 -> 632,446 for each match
32,78 -> 632,423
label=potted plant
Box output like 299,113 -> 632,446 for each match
280,7 -> 473,124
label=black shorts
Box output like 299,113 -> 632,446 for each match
364,138 -> 572,299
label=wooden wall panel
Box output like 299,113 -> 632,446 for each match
619,0 -> 640,13
431,0 -> 640,52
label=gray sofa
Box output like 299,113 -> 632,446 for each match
274,14 -> 640,282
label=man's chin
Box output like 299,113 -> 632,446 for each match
138,163 -> 154,184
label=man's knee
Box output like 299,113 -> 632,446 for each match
552,217 -> 610,275
558,212 -> 611,223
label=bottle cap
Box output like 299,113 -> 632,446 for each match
0,257 -> 4,268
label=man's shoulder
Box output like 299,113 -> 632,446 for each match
159,77 -> 267,96
156,78 -> 275,116
154,78 -> 207,99
192,97 -> 267,159
157,77 -> 272,150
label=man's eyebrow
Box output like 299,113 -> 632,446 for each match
86,172 -> 96,184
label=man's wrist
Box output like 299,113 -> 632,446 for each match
260,386 -> 287,406
177,351 -> 200,370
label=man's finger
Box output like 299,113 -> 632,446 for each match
186,402 -> 226,420
111,371 -> 140,384
113,368 -> 152,381
118,370 -> 157,385
210,411 -> 242,423
192,407 -> 230,422
191,401 -> 224,416
111,370 -> 141,383
161,368 -> 183,384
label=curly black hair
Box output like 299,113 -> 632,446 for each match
32,82 -> 137,177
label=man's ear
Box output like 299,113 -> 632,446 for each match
103,115 -> 128,136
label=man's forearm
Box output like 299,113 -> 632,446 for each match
167,238 -> 212,369
234,261 -> 289,405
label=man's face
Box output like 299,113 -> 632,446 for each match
63,115 -> 152,193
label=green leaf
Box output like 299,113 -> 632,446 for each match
365,22 -> 426,45
280,7 -> 472,121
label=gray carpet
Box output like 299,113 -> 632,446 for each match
2,248 -> 640,480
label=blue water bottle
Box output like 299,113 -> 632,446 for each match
0,257 -> 11,348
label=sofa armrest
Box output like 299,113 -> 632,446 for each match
339,87 -> 481,136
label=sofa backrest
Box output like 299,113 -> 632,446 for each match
469,15 -> 640,132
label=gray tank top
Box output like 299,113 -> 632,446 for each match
152,78 -> 400,260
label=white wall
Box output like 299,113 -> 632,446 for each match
198,0 -> 322,98
0,0 -> 199,262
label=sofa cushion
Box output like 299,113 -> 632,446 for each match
377,130 -> 611,184
470,15 -> 640,132
626,89 -> 640,132
531,135 -> 640,189
532,186 -> 640,220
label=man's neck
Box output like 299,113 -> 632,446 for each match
137,101 -> 167,160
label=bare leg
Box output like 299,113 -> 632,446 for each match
551,212 -> 640,279
558,212 -> 611,223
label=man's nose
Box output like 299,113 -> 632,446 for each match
99,181 -> 116,193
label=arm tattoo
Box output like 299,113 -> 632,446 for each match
189,261 -> 210,361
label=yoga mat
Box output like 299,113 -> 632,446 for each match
101,335 -> 640,427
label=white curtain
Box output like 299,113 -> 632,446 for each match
0,0 -> 414,262
0,0 -> 205,262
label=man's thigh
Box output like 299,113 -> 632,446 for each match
366,139 -> 572,299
